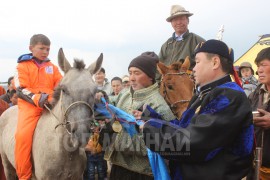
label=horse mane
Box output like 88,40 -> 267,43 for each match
50,59 -> 86,108
73,59 -> 86,70
50,85 -> 61,108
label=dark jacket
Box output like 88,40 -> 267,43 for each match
159,30 -> 205,70
143,75 -> 254,180
248,84 -> 270,167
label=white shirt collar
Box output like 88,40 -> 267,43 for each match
174,32 -> 186,41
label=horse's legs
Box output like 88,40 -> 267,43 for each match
1,154 -> 17,180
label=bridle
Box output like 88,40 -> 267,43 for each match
161,72 -> 193,116
45,99 -> 94,135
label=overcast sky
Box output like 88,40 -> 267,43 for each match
0,0 -> 269,83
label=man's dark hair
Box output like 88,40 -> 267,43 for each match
7,76 -> 14,85
206,53 -> 233,74
111,77 -> 122,83
255,47 -> 270,64
220,56 -> 234,74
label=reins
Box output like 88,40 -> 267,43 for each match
45,100 -> 94,135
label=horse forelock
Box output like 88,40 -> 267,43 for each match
73,59 -> 86,70
50,85 -> 61,108
169,62 -> 182,71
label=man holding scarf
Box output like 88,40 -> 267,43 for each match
143,40 -> 254,180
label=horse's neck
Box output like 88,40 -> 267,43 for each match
45,102 -> 64,132
50,101 -> 64,124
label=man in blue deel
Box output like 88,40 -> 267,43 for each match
143,39 -> 254,180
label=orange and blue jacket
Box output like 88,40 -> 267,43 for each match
14,54 -> 62,108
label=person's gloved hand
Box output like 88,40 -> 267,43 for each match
37,93 -> 49,108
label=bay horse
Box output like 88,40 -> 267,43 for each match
0,48 -> 102,180
158,56 -> 194,119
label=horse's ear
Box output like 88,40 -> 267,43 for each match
88,53 -> 103,75
181,56 -> 190,72
157,62 -> 168,75
58,48 -> 72,73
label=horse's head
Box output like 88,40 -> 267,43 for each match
53,48 -> 102,148
158,56 -> 194,119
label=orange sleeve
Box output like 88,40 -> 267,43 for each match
15,63 -> 35,93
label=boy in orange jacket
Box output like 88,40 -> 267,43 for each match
14,34 -> 62,180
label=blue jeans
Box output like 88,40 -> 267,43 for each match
84,152 -> 107,180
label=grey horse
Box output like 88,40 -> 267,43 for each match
0,48 -> 103,180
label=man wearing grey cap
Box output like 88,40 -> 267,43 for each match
157,5 -> 205,81
104,52 -> 175,180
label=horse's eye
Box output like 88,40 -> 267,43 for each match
61,87 -> 69,95
167,85 -> 173,90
